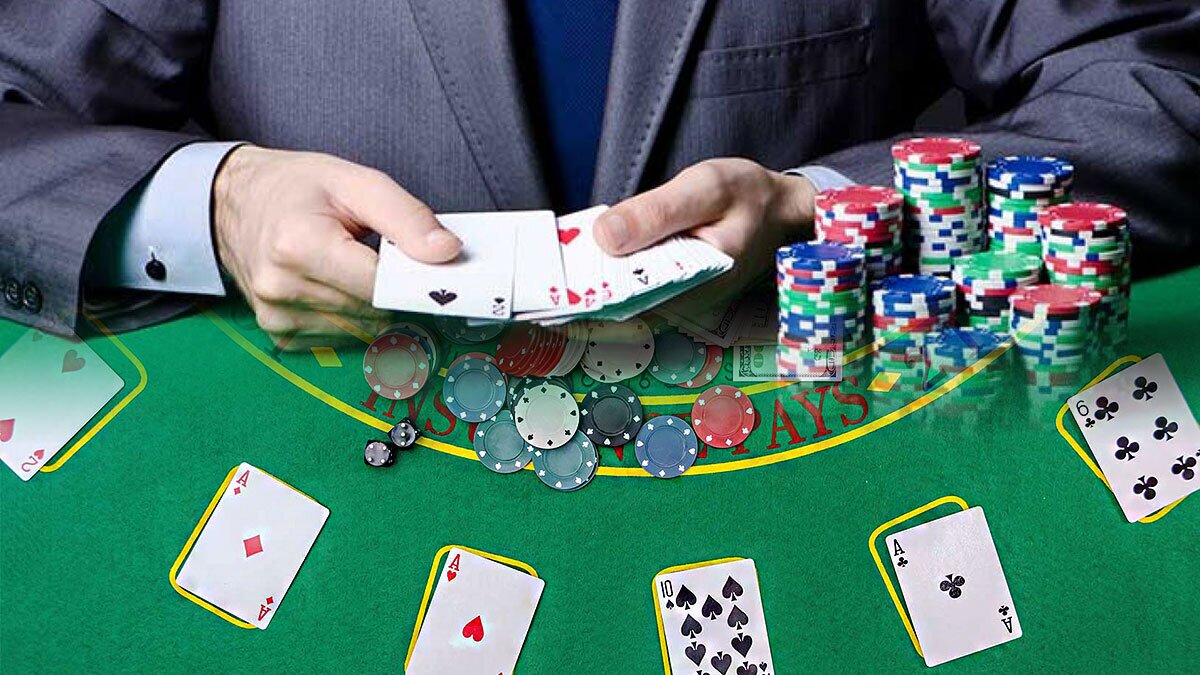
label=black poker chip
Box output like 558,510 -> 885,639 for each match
579,384 -> 644,447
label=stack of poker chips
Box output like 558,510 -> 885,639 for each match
924,328 -> 1006,424
869,274 -> 955,403
951,251 -> 1043,334
1008,284 -> 1102,401
1038,202 -> 1132,347
986,156 -> 1073,256
813,186 -> 904,280
891,138 -> 986,275
775,242 -> 867,377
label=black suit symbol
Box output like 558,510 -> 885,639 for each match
1115,436 -> 1140,460
428,289 -> 457,305
676,585 -> 698,610
1172,455 -> 1197,480
711,652 -> 732,674
685,642 -> 706,666
1134,475 -> 1158,500
736,662 -> 759,675
731,633 -> 753,657
939,573 -> 966,599
1153,416 -> 1178,441
1133,376 -> 1157,401
702,595 -> 724,620
727,605 -> 749,630
681,614 -> 703,639
1094,396 -> 1119,422
722,576 -> 744,601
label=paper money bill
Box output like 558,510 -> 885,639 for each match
734,344 -> 842,382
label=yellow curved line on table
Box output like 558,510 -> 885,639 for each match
868,495 -> 971,660
405,545 -> 539,670
207,309 -> 1013,477
41,312 -> 148,472
1054,354 -> 1188,524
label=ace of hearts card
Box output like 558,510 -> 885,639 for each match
654,558 -> 775,675
406,547 -> 544,674
175,463 -> 329,629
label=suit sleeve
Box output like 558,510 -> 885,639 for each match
814,0 -> 1200,272
0,0 -> 215,333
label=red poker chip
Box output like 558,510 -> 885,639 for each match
691,385 -> 757,448
1043,256 -> 1123,275
363,333 -> 430,401
495,325 -> 539,375
1010,284 -> 1102,316
815,186 -> 904,215
891,137 -> 982,164
816,215 -> 903,231
1038,203 -> 1128,232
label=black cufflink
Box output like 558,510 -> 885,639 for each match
145,253 -> 167,281
3,279 -> 21,309
21,282 -> 41,314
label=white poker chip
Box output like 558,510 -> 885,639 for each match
581,319 -> 654,383
513,383 -> 580,449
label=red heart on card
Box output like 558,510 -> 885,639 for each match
446,569 -> 457,581
462,615 -> 485,642
62,350 -> 86,373
567,289 -> 582,305
558,228 -> 580,245
0,419 -> 13,443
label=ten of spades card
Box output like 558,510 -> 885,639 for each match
654,558 -> 774,675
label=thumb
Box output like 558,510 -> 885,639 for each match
594,163 -> 731,255
330,166 -> 461,263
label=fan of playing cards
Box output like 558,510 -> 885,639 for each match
372,205 -> 733,323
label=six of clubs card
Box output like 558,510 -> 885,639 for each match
655,558 -> 774,675
1068,353 -> 1200,522
406,547 -> 544,675
0,327 -> 123,481
176,463 -> 329,629
886,507 -> 1021,667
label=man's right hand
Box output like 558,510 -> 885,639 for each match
212,146 -> 461,349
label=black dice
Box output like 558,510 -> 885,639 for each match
389,418 -> 420,448
364,440 -> 397,468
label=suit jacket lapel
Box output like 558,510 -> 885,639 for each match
591,0 -> 712,205
407,0 -> 549,209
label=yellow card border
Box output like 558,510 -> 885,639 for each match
39,311 -> 148,472
167,464 -> 326,630
651,556 -> 749,675
867,495 -> 971,660
404,545 -> 540,671
1054,354 -> 1188,524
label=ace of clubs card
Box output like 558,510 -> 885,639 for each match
406,547 -> 544,674
0,327 -> 124,481
1068,353 -> 1200,522
176,463 -> 329,629
886,507 -> 1021,667
654,558 -> 774,675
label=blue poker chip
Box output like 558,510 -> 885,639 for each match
929,328 -> 1003,354
443,358 -> 507,422
986,156 -> 1074,186
775,242 -> 864,270
634,415 -> 699,479
873,274 -> 956,299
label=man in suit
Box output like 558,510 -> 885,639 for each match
1,1 -> 1197,349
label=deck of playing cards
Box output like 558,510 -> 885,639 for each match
886,507 -> 1021,667
0,327 -> 124,481
1068,353 -> 1200,522
372,207 -> 732,322
175,463 -> 329,629
406,547 -> 544,674
654,558 -> 774,675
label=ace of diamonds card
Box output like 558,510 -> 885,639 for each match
1068,353 -> 1200,522
175,463 -> 329,629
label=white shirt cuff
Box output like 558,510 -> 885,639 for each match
783,165 -> 856,192
89,141 -> 242,296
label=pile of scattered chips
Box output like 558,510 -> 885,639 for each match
776,242 -> 868,377
494,323 -> 587,377
924,328 -> 1006,424
634,415 -> 699,479
648,327 -> 709,386
871,274 -> 956,347
580,319 -> 654,383
986,156 -> 1073,256
891,138 -> 985,275
814,186 -> 904,280
363,324 -> 437,401
1008,284 -> 1102,399
364,418 -> 421,467
1038,202 -> 1131,346
951,251 -> 1043,334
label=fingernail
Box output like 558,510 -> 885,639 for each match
427,230 -> 461,254
597,213 -> 629,251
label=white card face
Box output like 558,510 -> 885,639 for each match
372,212 -> 517,319
407,547 -> 545,675
511,211 -> 568,313
1068,353 -> 1200,522
886,507 -> 1021,667
654,558 -> 774,675
514,206 -> 608,321
0,328 -> 124,481
176,463 -> 329,629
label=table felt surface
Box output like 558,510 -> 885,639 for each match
2,267 -> 1198,673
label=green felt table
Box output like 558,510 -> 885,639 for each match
2,267 -> 1198,673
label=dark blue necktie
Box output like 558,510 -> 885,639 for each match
514,0 -> 620,212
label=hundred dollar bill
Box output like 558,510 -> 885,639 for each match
734,344 -> 842,382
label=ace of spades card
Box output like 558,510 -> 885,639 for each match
406,547 -> 544,675
654,558 -> 774,675
175,463 -> 329,629
1068,353 -> 1200,522
885,507 -> 1021,667
0,327 -> 124,481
